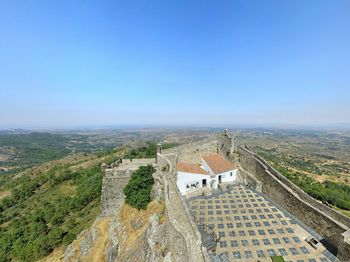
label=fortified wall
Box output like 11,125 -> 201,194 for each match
100,158 -> 155,216
217,130 -> 350,261
157,150 -> 210,262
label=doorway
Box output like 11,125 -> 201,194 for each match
218,175 -> 222,184
202,179 -> 207,187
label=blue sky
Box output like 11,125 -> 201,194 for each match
0,0 -> 349,128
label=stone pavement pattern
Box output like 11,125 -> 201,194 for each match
188,184 -> 336,262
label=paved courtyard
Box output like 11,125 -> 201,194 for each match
187,184 -> 338,262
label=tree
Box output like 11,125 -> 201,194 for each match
123,165 -> 155,210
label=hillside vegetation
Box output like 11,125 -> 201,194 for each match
0,150 -> 120,262
236,130 -> 350,216
257,148 -> 350,212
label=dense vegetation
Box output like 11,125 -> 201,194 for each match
0,133 -> 71,173
0,132 -> 120,175
258,150 -> 350,211
0,151 -> 118,262
124,142 -> 177,159
123,165 -> 155,210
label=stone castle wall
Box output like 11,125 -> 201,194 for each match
100,158 -> 155,217
100,170 -> 131,217
237,145 -> 350,261
217,129 -> 234,158
157,152 -> 209,262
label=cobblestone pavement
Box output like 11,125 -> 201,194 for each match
187,184 -> 337,262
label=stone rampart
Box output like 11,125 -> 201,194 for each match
237,169 -> 262,192
157,153 -> 210,262
237,145 -> 350,261
217,129 -> 234,157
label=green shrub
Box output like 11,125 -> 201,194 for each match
123,165 -> 155,210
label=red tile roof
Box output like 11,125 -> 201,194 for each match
202,154 -> 234,175
176,162 -> 208,175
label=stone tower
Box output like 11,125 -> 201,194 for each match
217,129 -> 235,158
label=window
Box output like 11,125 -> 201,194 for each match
263,221 -> 270,226
239,230 -> 245,236
220,241 -> 227,248
230,171 -> 233,176
286,227 -> 294,233
248,230 -> 256,236
256,250 -> 264,257
268,249 -> 276,256
227,223 -> 233,228
263,239 -> 271,245
268,229 -> 275,235
218,224 -> 224,228
273,238 -> 281,244
282,237 -> 291,244
219,232 -> 225,238
254,222 -> 261,227
231,240 -> 238,247
232,251 -> 241,259
292,236 -> 301,243
289,248 -> 299,255
236,223 -> 242,228
252,239 -> 260,246
229,231 -> 235,237
277,228 -> 284,234
300,247 -> 310,254
244,251 -> 253,258
278,248 -> 288,256
241,240 -> 249,246
258,229 -> 265,235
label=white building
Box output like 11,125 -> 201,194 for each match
176,154 -> 237,195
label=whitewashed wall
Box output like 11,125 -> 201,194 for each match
176,171 -> 210,195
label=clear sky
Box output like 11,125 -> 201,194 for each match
0,0 -> 349,128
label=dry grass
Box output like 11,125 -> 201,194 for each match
85,217 -> 113,262
0,190 -> 10,200
59,182 -> 76,196
118,201 -> 165,255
